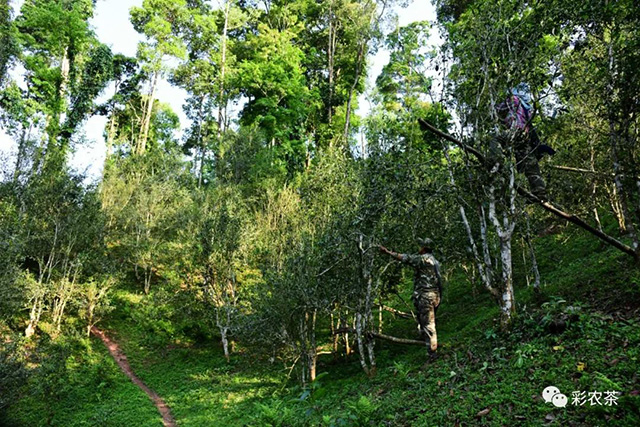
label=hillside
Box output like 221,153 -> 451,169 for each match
1,0 -> 640,426
4,222 -> 639,426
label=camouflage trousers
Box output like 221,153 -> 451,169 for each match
515,143 -> 547,200
413,289 -> 441,353
490,131 -> 548,200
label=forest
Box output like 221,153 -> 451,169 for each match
0,0 -> 639,425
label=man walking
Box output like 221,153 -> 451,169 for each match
379,238 -> 442,357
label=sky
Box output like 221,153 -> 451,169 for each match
0,0 -> 438,180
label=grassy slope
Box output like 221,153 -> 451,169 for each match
3,335 -> 162,427
5,219 -> 640,426
100,220 -> 640,426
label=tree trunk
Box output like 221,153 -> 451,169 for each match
607,182 -> 626,232
327,0 -> 336,127
342,310 -> 351,358
221,326 -> 230,362
610,128 -> 639,251
144,267 -> 151,295
343,41 -> 366,144
354,312 -> 369,375
588,143 -> 603,231
498,236 -> 515,326
196,96 -> 205,186
331,311 -> 339,357
217,1 -> 230,141
308,310 -> 317,382
524,212 -> 541,291
105,78 -> 122,159
25,296 -> 43,338
106,112 -> 117,157
138,71 -> 159,155
488,163 -> 517,327
355,235 -> 376,376
443,146 -> 495,293
607,38 -> 639,253
87,301 -> 96,337
298,310 -> 318,386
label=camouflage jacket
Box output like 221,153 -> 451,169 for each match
400,253 -> 442,294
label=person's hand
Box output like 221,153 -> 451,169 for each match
378,245 -> 388,253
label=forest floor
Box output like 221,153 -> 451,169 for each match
3,218 -> 640,426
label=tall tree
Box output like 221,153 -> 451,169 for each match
13,0 -> 112,172
130,0 -> 188,155
171,0 -> 246,185
0,0 -> 17,86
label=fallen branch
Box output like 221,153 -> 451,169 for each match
333,327 -> 425,346
418,119 -> 638,260
368,331 -> 425,346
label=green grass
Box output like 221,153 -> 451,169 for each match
104,309 -> 285,426
2,334 -> 162,426
4,219 -> 640,426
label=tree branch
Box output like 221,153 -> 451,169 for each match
517,186 -> 638,259
550,164 -> 639,180
381,305 -> 414,319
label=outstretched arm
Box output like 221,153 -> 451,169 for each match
378,245 -> 405,262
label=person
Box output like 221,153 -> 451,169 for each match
378,238 -> 442,358
495,84 -> 554,200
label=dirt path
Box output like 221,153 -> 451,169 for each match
91,327 -> 177,427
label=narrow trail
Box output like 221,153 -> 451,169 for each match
91,326 -> 177,427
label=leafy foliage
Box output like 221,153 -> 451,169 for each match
1,1 -> 639,425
